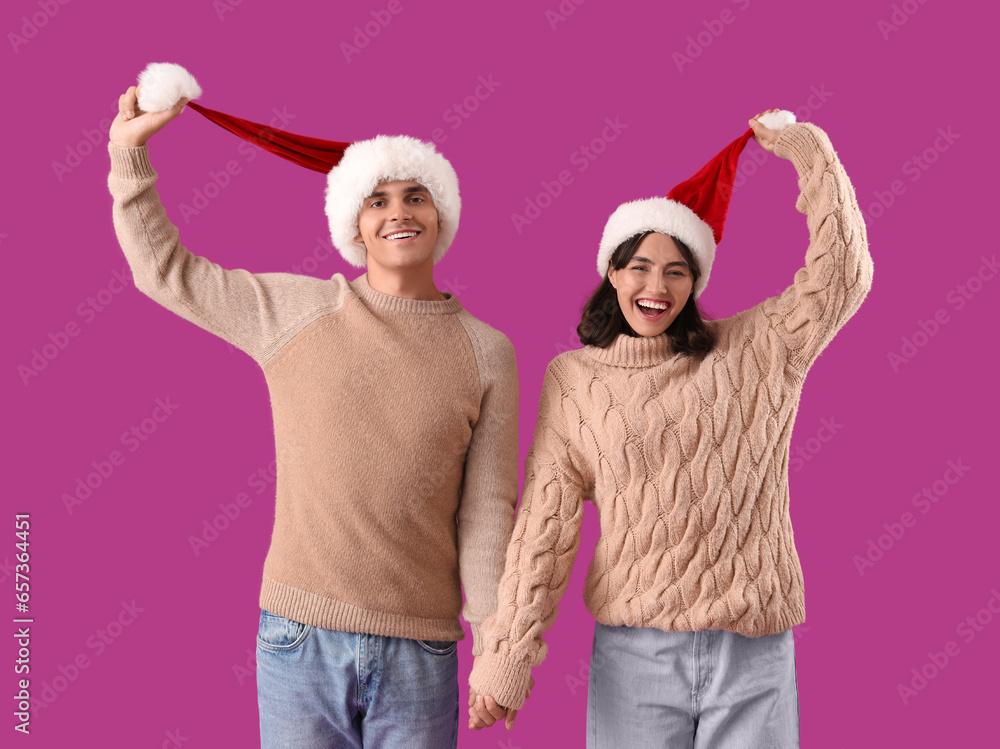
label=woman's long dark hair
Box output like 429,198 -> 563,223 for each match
577,231 -> 717,357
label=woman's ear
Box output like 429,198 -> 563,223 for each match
607,263 -> 617,289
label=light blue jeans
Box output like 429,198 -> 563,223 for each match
587,622 -> 799,748
255,609 -> 459,748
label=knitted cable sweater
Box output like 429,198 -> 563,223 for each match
469,122 -> 874,709
107,142 -> 520,651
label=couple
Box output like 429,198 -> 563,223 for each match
108,64 -> 872,749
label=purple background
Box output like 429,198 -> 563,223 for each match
5,0 -> 998,746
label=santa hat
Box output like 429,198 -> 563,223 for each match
133,62 -> 460,268
597,109 -> 796,298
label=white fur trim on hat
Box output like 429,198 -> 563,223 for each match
136,62 -> 202,113
325,135 -> 460,267
597,197 -> 716,298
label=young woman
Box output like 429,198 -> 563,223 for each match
468,109 -> 874,747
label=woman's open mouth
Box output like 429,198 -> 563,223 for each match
636,298 -> 670,321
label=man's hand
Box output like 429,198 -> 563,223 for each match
748,108 -> 783,153
468,678 -> 534,731
109,85 -> 189,149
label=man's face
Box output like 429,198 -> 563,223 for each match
354,180 -> 441,273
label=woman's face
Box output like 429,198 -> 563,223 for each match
607,232 -> 695,338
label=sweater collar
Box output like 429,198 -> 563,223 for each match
584,332 -> 677,368
348,273 -> 463,315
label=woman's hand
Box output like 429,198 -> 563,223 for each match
748,108 -> 783,153
109,85 -> 189,148
468,678 -> 534,730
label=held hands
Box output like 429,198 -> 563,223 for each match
109,85 -> 189,149
748,109 -> 783,153
468,678 -> 534,731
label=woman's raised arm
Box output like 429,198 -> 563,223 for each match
757,121 -> 875,375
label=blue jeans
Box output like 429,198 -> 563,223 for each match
587,622 -> 799,748
255,609 -> 459,748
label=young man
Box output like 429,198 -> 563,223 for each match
108,85 -> 519,748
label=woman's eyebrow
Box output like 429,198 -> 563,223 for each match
632,255 -> 690,268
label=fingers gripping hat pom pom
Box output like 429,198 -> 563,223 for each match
132,62 -> 460,268
597,109 -> 796,299
136,62 -> 202,113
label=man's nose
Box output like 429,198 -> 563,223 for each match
388,199 -> 412,221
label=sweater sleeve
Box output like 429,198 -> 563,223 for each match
107,142 -> 337,365
456,323 -> 520,656
468,359 -> 587,710
755,122 -> 874,375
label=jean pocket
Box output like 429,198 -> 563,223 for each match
256,609 -> 311,653
417,639 -> 458,655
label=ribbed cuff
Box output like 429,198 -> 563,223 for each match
773,122 -> 831,174
469,621 -> 484,656
469,649 -> 534,711
108,141 -> 157,180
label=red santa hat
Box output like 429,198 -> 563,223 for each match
597,108 -> 796,298
133,62 -> 460,268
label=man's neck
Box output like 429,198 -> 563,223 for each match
365,263 -> 446,301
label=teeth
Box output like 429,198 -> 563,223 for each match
385,231 -> 417,240
637,300 -> 668,310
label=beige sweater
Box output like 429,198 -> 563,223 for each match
470,122 -> 874,708
107,143 -> 519,651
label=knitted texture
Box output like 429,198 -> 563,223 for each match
469,122 -> 874,709
107,143 -> 519,651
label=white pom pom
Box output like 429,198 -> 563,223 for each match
136,62 -> 202,113
757,109 -> 796,131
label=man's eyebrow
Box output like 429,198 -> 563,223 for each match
366,185 -> 430,200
